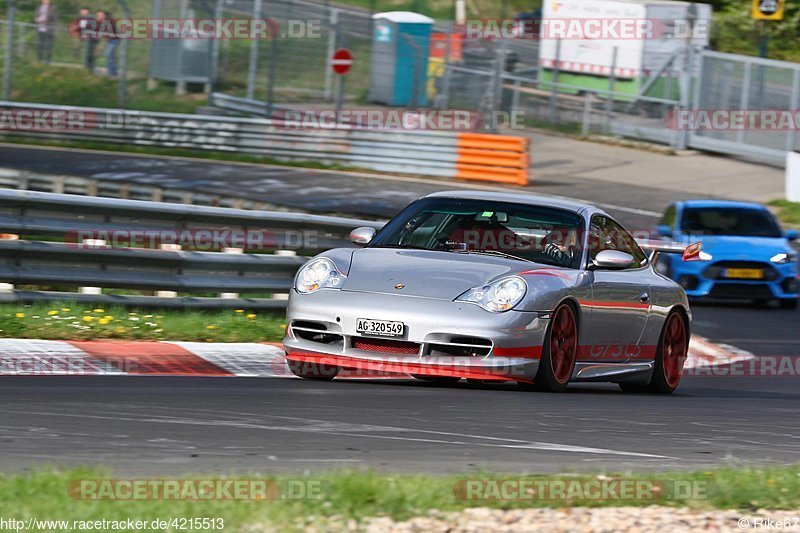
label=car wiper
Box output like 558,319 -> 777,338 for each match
454,249 -> 534,263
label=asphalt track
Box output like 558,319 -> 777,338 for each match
0,144 -> 798,474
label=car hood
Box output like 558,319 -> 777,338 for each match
693,235 -> 791,260
341,248 -> 531,300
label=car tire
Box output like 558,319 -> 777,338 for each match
287,358 -> 340,380
520,303 -> 578,393
411,374 -> 461,384
625,310 -> 688,394
779,298 -> 799,310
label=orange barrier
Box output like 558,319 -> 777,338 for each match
455,133 -> 530,186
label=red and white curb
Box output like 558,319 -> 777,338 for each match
0,337 -> 754,378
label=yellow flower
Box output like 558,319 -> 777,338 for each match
103,315 -> 114,320
98,318 -> 111,325
93,308 -> 104,313
14,313 -> 25,318
115,327 -> 125,333
235,309 -> 244,313
206,325 -> 217,330
246,314 -> 257,319
83,316 -> 94,323
61,308 -> 71,312
47,310 -> 58,316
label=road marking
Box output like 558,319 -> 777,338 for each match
0,408 -> 669,458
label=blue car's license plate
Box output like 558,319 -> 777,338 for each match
356,318 -> 405,337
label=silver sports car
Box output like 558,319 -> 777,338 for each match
283,191 -> 699,393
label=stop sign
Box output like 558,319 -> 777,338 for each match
331,49 -> 353,75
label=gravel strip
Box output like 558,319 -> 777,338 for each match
355,507 -> 800,533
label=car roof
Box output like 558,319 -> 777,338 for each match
678,199 -> 767,210
424,190 -> 595,214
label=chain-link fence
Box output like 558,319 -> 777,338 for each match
3,0 -> 800,165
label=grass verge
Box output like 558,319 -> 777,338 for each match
769,199 -> 800,228
0,303 -> 286,343
1,466 -> 799,531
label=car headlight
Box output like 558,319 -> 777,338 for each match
699,251 -> 713,261
295,258 -> 345,294
770,252 -> 797,264
456,276 -> 527,312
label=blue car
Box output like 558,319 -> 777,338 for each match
655,200 -> 798,309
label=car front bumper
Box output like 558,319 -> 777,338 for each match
671,259 -> 798,300
282,289 -> 549,381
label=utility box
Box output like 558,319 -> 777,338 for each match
369,11 -> 434,106
149,30 -> 213,87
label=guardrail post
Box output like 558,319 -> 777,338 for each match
273,250 -> 296,300
220,247 -> 244,299
156,243 -> 181,298
79,239 -> 106,295
0,233 -> 18,293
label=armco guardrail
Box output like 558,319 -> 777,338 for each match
0,189 -> 385,309
0,101 -> 531,185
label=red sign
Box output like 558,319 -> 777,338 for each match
331,49 -> 353,75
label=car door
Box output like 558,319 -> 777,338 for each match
581,215 -> 652,363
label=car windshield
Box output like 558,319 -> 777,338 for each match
369,197 -> 585,269
680,207 -> 782,238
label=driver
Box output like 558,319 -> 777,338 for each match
542,228 -> 578,266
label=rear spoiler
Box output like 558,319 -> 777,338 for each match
636,240 -> 704,262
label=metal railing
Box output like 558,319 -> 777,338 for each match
0,189 -> 384,309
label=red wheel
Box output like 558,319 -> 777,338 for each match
660,312 -> 688,390
521,303 -> 578,392
621,310 -> 688,394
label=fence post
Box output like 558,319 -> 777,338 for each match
581,91 -> 594,137
603,46 -> 618,134
786,69 -> 800,152
116,0 -> 131,108
2,0 -> 15,101
246,0 -> 263,100
324,8 -> 338,102
548,39 -> 561,125
491,38 -> 508,131
736,61 -> 752,147
440,27 -> 453,110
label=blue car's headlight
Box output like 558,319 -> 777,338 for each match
295,258 -> 345,294
456,276 -> 527,312
770,252 -> 797,265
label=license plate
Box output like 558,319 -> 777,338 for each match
356,318 -> 405,337
724,268 -> 764,280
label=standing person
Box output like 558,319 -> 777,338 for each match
76,7 -> 97,73
96,10 -> 119,78
35,0 -> 59,64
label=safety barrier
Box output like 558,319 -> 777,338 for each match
0,101 -> 531,185
0,189 -> 384,309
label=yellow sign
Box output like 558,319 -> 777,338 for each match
752,0 -> 784,20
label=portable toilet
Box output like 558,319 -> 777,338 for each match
369,11 -> 434,106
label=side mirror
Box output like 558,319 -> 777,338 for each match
655,224 -> 672,238
350,226 -> 376,246
787,229 -> 799,242
592,250 -> 635,270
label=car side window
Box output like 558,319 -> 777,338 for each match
589,216 -> 647,268
661,205 -> 676,229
